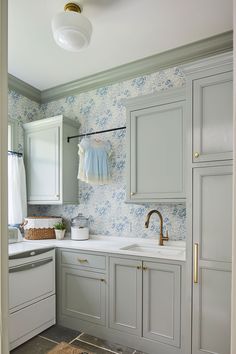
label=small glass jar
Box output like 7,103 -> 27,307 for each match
71,213 -> 89,240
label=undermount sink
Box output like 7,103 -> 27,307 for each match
120,244 -> 186,259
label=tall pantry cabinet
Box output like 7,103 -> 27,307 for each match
185,52 -> 233,354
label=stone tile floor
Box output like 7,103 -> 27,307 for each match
10,325 -> 146,354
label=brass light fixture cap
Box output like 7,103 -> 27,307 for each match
64,2 -> 82,13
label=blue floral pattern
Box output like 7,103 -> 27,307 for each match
8,67 -> 186,240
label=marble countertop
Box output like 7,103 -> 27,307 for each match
8,235 -> 186,262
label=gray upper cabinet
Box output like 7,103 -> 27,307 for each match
192,165 -> 232,354
125,88 -> 186,203
23,115 -> 79,205
185,52 -> 233,163
193,71 -> 233,162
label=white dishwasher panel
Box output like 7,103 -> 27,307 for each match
9,295 -> 56,350
9,249 -> 55,313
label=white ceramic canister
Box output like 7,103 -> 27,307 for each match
71,214 -> 89,240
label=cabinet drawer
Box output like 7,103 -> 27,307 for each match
61,250 -> 106,271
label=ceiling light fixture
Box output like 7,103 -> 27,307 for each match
52,2 -> 92,52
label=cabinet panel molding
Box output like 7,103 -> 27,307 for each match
193,71 -> 233,162
109,257 -> 142,336
61,267 -> 106,326
143,262 -> 181,347
125,88 -> 186,203
192,165 -> 232,354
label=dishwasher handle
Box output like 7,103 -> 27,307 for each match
9,247 -> 54,260
9,257 -> 53,273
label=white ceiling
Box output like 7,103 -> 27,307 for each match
8,0 -> 233,91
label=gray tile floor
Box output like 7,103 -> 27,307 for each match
10,325 -> 146,354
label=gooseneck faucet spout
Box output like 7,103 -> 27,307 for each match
145,210 -> 169,246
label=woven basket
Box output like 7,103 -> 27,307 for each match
22,216 -> 62,240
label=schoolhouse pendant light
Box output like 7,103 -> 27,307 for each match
52,2 -> 92,52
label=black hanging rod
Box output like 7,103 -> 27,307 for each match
67,126 -> 126,143
8,150 -> 23,157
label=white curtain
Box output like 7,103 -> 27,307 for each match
8,155 -> 27,225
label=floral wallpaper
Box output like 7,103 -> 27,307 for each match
8,67 -> 187,240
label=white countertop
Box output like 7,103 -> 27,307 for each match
8,235 -> 186,262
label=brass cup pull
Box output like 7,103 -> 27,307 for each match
194,152 -> 200,158
77,258 -> 88,264
194,243 -> 199,284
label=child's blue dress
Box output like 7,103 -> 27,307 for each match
78,138 -> 112,185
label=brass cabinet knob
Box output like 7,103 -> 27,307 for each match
194,152 -> 200,158
137,266 -> 141,270
131,192 -> 135,196
100,279 -> 105,282
142,266 -> 148,271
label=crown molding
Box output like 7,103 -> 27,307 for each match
8,74 -> 41,103
8,31 -> 233,104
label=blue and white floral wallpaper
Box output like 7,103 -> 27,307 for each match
8,67 -> 187,240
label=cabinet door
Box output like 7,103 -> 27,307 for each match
109,257 -> 142,336
193,71 -> 233,162
192,166 -> 232,354
128,101 -> 185,202
61,267 -> 106,326
25,126 -> 60,203
143,262 -> 181,347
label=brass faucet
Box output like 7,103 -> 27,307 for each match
145,210 -> 169,246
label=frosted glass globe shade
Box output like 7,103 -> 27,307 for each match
52,11 -> 92,52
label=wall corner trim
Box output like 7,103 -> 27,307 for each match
8,74 -> 41,103
9,31 -> 233,104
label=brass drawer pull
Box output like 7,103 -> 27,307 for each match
194,152 -> 200,158
194,243 -> 199,284
100,279 -> 105,282
77,258 -> 88,264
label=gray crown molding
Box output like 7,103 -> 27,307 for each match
8,74 -> 41,103
9,31 -> 233,104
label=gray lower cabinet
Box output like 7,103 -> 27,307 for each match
58,249 -> 107,327
61,266 -> 106,326
143,261 -> 181,347
109,257 -> 182,349
125,88 -> 186,203
109,257 -> 142,336
192,165 -> 232,354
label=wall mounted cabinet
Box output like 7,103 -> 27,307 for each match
23,115 -> 79,205
193,71 -> 233,162
185,53 -> 233,163
125,88 -> 186,203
